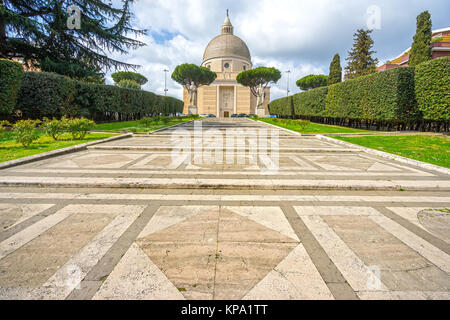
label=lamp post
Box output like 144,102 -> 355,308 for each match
164,69 -> 169,97
286,70 -> 291,98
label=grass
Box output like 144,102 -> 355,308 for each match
94,117 -> 196,132
256,118 -> 378,134
334,135 -> 450,168
0,131 -> 117,163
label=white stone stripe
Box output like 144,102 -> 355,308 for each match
0,193 -> 449,203
369,215 -> 450,273
300,215 -> 389,292
39,207 -> 143,299
0,204 -> 55,231
243,244 -> 334,300
93,243 -> 185,300
0,208 -> 74,261
7,168 -> 434,177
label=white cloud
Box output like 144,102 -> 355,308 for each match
106,0 -> 450,100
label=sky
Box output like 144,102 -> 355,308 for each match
107,0 -> 450,101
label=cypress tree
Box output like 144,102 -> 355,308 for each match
344,29 -> 379,80
328,54 -> 342,85
409,11 -> 432,67
0,0 -> 146,80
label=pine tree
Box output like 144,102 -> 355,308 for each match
0,0 -> 146,80
328,54 -> 342,85
344,29 -> 379,80
409,11 -> 432,67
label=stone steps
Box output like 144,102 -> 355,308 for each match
0,175 -> 448,191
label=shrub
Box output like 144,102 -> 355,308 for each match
118,79 -> 141,90
325,67 -> 417,121
0,120 -> 11,139
42,117 -> 68,140
17,72 -> 76,119
269,97 -> 292,117
65,117 -> 95,140
13,119 -> 41,147
0,59 -> 24,115
296,120 -> 311,131
296,74 -> 329,90
292,87 -> 328,117
139,117 -> 154,127
415,57 -> 450,121
16,72 -> 184,122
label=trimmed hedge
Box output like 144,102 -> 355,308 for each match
15,72 -> 183,121
17,72 -> 76,119
268,96 -> 292,117
269,63 -> 449,131
325,67 -> 417,121
0,59 -> 24,115
293,86 -> 328,117
415,57 -> 450,121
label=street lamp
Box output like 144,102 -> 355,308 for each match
286,70 -> 291,98
164,69 -> 169,96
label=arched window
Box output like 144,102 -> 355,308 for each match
243,65 -> 247,70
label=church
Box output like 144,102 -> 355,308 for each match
183,13 -> 270,117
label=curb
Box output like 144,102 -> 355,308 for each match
147,120 -> 196,135
317,135 -> 450,176
0,133 -> 132,170
90,120 -> 197,136
252,119 -> 302,136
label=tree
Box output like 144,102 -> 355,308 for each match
409,11 -> 432,67
0,0 -> 146,81
236,67 -> 281,98
112,71 -> 148,89
296,74 -> 329,91
344,29 -> 379,80
117,79 -> 141,90
328,54 -> 342,85
171,64 -> 217,89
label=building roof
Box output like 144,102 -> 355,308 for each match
202,13 -> 251,63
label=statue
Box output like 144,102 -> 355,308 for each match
256,83 -> 266,117
188,81 -> 198,106
187,81 -> 198,115
256,83 -> 265,109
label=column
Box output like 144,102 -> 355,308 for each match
234,85 -> 237,114
216,86 -> 220,117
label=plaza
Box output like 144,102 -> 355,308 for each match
0,119 -> 449,300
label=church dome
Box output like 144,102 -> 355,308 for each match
202,13 -> 251,64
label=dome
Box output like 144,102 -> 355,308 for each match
203,34 -> 251,63
202,13 -> 251,64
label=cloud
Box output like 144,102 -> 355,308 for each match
106,0 -> 450,100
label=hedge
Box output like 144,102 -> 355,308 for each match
293,86 -> 328,118
269,62 -> 449,131
415,57 -> 450,121
15,72 -> 183,121
0,59 -> 24,115
268,96 -> 292,117
324,67 -> 417,121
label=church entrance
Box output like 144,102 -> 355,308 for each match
219,86 -> 234,118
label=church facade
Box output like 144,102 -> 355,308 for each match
183,14 -> 270,117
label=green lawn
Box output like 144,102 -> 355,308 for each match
94,117 -> 195,132
334,135 -> 450,168
0,132 -> 117,163
256,118 -> 378,134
